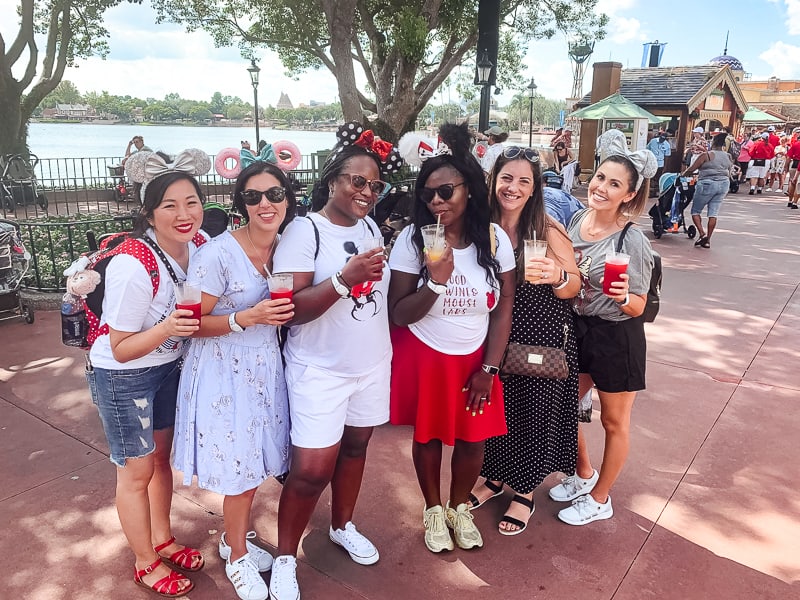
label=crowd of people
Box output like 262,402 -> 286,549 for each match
86,124 -> 657,600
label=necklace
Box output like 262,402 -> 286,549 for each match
585,212 -> 622,238
245,225 -> 276,273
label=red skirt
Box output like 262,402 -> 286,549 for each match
390,326 -> 507,445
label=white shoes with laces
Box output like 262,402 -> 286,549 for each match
226,553 -> 269,600
329,521 -> 379,565
219,531 -> 274,572
548,469 -> 599,502
557,493 -> 613,525
422,505 -> 454,553
269,555 -> 299,600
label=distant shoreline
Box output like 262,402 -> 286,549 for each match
29,118 -> 341,132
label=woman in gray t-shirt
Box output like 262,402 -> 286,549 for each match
549,129 -> 656,528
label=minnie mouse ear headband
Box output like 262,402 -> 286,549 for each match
126,148 -> 211,201
214,140 -> 302,179
597,129 -> 658,191
397,132 -> 452,167
328,122 -> 403,177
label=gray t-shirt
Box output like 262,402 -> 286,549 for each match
568,209 -> 653,321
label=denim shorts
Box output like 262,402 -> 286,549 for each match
86,359 -> 181,467
691,178 -> 728,218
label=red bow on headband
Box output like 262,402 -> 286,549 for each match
354,130 -> 393,162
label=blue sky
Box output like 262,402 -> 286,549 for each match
1,0 -> 799,108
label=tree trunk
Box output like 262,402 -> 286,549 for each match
321,0 -> 363,125
0,76 -> 27,156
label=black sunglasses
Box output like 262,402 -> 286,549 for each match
418,182 -> 466,204
502,146 -> 540,162
338,173 -> 391,196
240,186 -> 287,205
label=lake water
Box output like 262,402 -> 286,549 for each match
28,122 -> 336,159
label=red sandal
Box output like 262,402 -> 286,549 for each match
134,557 -> 194,597
154,536 -> 205,572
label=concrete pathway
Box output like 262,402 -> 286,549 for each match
1,187 -> 798,599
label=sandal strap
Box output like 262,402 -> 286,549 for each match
499,515 -> 528,529
135,557 -> 163,579
510,494 -> 535,511
153,570 -> 192,596
483,479 -> 504,494
153,536 -> 177,554
167,546 -> 203,569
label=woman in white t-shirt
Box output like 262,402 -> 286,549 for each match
269,123 -> 402,600
390,123 -> 516,553
86,149 -> 211,597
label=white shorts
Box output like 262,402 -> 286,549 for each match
746,160 -> 769,180
285,360 -> 390,448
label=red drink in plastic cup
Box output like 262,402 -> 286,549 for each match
270,288 -> 293,302
603,252 -> 630,295
176,302 -> 202,323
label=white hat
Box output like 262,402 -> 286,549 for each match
768,125 -> 776,131
692,127 -> 704,133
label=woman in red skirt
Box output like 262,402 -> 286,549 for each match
389,123 -> 516,553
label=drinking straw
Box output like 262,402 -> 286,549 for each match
263,264 -> 273,278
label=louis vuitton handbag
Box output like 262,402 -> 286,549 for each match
500,324 -> 569,380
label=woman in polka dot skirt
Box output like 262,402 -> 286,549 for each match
469,146 -> 581,535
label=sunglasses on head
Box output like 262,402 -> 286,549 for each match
338,173 -> 391,196
502,146 -> 540,162
418,182 -> 466,204
240,186 -> 287,205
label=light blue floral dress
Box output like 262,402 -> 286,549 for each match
173,231 -> 290,496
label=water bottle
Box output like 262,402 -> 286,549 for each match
61,292 -> 88,347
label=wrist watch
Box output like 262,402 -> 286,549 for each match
426,279 -> 447,294
481,364 -> 500,376
228,312 -> 245,332
331,271 -> 351,298
617,292 -> 631,307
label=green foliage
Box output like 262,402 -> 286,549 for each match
22,213 -> 135,290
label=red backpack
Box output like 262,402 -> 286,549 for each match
77,232 -> 206,348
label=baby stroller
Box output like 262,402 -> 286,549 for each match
1,154 -> 48,211
0,219 -> 34,324
649,173 -> 697,239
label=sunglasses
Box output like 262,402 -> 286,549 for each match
338,173 -> 391,196
418,182 -> 466,204
502,146 -> 540,162
240,186 -> 287,205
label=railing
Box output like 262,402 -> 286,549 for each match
1,152 -> 330,220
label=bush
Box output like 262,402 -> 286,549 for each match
20,213 -> 135,290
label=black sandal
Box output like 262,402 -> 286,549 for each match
700,239 -> 711,248
694,236 -> 707,247
467,479 -> 503,510
498,494 -> 535,536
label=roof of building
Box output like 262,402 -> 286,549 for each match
709,54 -> 743,71
276,92 -> 294,110
577,65 -> 748,114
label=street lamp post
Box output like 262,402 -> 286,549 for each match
476,51 -> 493,132
247,59 -> 261,147
527,78 -> 537,147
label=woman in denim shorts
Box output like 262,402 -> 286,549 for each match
683,132 -> 733,249
86,149 -> 210,597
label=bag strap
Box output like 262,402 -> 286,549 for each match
489,223 -> 497,256
140,234 -> 181,284
615,222 -> 635,253
561,323 -> 569,351
306,213 -> 375,261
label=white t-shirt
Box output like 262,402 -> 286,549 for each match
273,214 -> 391,376
481,142 -> 504,173
89,230 -> 207,369
388,224 -> 515,355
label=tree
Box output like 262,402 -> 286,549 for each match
0,0 -> 132,155
152,0 -> 606,142
41,80 -> 83,108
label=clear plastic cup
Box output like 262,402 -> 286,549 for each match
421,224 -> 446,261
267,273 -> 294,302
175,282 -> 202,323
602,251 -> 630,295
523,239 -> 548,282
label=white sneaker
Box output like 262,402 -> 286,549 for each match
558,494 -> 613,525
422,505 -> 454,553
548,470 -> 599,502
226,554 -> 269,600
445,502 -> 483,549
219,531 -> 274,572
269,555 -> 299,600
329,522 -> 379,565
766,188 -> 773,192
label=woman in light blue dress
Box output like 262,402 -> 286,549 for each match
173,159 -> 296,600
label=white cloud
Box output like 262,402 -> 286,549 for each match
779,0 -> 800,34
758,41 -> 800,78
609,17 -> 646,45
